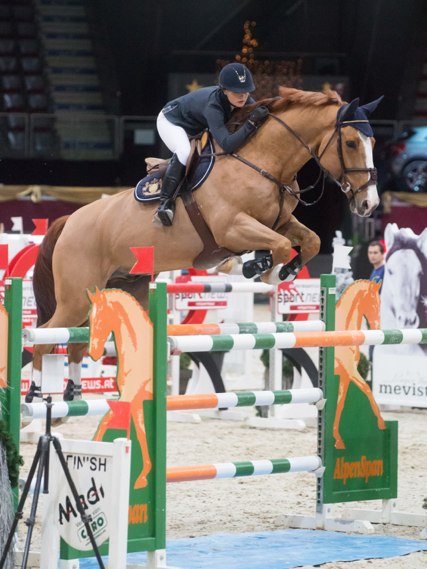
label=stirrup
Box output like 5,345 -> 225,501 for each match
63,379 -> 82,401
25,381 -> 42,403
153,201 -> 175,227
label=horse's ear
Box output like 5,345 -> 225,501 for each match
384,223 -> 398,252
338,98 -> 359,122
87,287 -> 100,303
359,95 -> 384,116
417,227 -> 427,257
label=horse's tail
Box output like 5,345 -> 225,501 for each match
33,215 -> 69,326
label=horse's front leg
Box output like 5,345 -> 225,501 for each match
214,212 -> 294,280
260,215 -> 321,283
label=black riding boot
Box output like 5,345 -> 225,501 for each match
153,154 -> 186,226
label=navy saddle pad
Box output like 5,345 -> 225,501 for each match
134,137 -> 215,203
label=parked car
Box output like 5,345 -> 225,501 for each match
382,126 -> 427,192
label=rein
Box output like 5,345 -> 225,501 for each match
226,112 -> 377,211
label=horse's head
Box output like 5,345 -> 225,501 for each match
381,224 -> 427,328
87,287 -> 113,361
319,96 -> 382,217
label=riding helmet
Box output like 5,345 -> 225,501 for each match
218,62 -> 255,93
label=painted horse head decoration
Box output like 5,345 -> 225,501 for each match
381,223 -> 427,355
28,86 -> 382,401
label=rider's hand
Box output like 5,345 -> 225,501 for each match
248,106 -> 269,128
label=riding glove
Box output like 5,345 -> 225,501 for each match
248,106 -> 269,128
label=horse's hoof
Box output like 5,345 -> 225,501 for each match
334,440 -> 346,450
63,379 -> 82,401
24,382 -> 42,403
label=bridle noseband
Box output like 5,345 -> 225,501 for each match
335,119 -> 378,199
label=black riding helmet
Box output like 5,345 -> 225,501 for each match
218,62 -> 255,93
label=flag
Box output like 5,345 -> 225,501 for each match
11,217 -> 23,233
106,400 -> 131,433
0,244 -> 8,270
332,244 -> 353,271
130,246 -> 155,280
32,218 -> 49,235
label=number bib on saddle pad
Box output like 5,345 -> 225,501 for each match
134,134 -> 216,203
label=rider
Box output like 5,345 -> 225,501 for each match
153,62 -> 269,226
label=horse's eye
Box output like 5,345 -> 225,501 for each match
346,140 -> 357,149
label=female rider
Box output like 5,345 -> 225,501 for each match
153,62 -> 269,226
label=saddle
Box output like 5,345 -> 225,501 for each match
134,131 -> 215,202
135,132 -> 236,269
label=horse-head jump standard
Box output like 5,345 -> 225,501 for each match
87,287 -> 153,490
29,87 -> 381,399
334,280 -> 383,449
381,224 -> 427,356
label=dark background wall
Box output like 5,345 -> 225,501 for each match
97,0 -> 427,117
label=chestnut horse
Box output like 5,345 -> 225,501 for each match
29,87 -> 381,397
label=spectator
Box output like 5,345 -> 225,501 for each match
367,240 -> 386,290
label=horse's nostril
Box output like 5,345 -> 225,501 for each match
362,199 -> 369,211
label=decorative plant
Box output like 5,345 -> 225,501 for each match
0,420 -> 23,488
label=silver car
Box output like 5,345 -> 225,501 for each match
385,126 -> 427,192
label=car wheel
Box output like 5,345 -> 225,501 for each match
402,160 -> 427,192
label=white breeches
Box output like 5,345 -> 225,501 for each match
157,111 -> 191,166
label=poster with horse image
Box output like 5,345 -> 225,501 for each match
373,223 -> 427,407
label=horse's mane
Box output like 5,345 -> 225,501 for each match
229,87 -> 344,130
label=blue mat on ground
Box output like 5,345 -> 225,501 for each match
80,529 -> 427,568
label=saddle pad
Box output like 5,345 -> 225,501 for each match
134,136 -> 215,203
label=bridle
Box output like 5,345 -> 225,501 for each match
228,111 -> 377,208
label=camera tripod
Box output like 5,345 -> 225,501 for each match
0,395 -> 105,569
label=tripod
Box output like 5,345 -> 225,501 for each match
0,395 -> 105,569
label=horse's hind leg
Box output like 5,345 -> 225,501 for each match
64,342 -> 87,401
28,298 -> 91,402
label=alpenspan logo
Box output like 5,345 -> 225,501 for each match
333,456 -> 384,485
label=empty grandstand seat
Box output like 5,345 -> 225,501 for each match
21,56 -> 41,73
1,74 -> 23,92
0,6 -> 11,20
7,129 -> 25,151
33,130 -> 57,155
16,22 -> 36,37
0,56 -> 18,73
0,39 -> 15,54
6,113 -> 26,130
2,92 -> 26,111
28,93 -> 48,112
18,39 -> 39,56
0,22 -> 13,37
12,5 -> 34,21
24,74 -> 44,92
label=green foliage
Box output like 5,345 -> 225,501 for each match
0,420 -> 23,488
357,352 -> 370,381
180,352 -> 192,369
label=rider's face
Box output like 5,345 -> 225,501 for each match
224,90 -> 250,108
